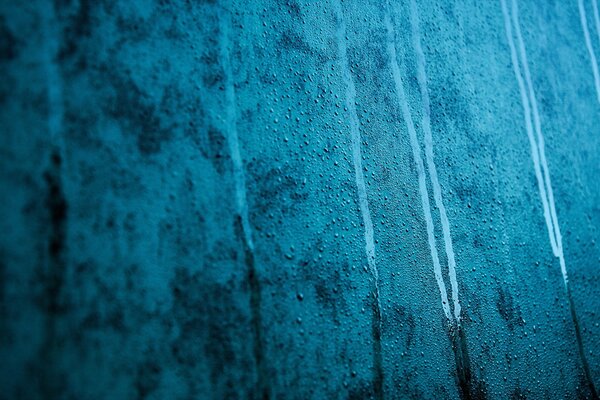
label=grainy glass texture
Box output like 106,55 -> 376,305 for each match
0,0 -> 599,399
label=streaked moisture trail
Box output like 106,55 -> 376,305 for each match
410,0 -> 462,324
333,0 -> 379,289
509,0 -> 561,262
593,0 -> 600,48
386,3 -> 476,398
502,0 -> 598,397
579,0 -> 600,104
383,14 -> 452,322
333,0 -> 384,398
220,15 -> 254,252
219,12 -> 269,400
384,0 -> 464,329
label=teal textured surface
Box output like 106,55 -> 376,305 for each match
0,0 -> 599,399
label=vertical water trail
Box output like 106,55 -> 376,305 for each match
219,13 -> 268,400
333,0 -> 378,284
384,14 -> 452,322
409,0 -> 462,323
333,1 -> 383,397
511,0 -> 562,261
579,0 -> 600,104
500,0 -> 558,257
593,0 -> 600,51
220,15 -> 254,253
502,1 -> 598,397
387,8 -> 478,398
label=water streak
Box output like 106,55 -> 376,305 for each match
409,0 -> 462,323
502,1 -> 598,397
219,13 -> 268,400
334,0 -> 378,284
334,2 -> 384,397
501,0 -> 559,260
387,7 -> 476,397
593,0 -> 600,50
512,0 -> 566,278
579,0 -> 600,104
220,16 -> 254,252
384,13 -> 452,321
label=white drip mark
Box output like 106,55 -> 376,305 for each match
384,13 -> 452,322
593,0 -> 600,49
503,6 -> 598,392
501,0 -> 568,285
512,0 -> 563,260
511,0 -> 560,256
220,14 -> 254,250
579,0 -> 600,104
409,0 -> 462,323
334,0 -> 379,285
501,0 -> 555,256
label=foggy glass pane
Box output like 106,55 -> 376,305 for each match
0,1 -> 599,399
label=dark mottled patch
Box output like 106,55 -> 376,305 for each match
453,180 -> 481,208
168,266 -> 255,399
348,37 -> 387,89
0,16 -> 18,62
299,244 -> 350,320
80,304 -> 125,333
429,73 -> 476,164
135,352 -> 162,400
566,285 -> 599,399
100,65 -> 175,155
28,256 -> 158,399
495,286 -> 524,331
30,149 -> 71,399
247,160 -> 309,219
511,387 -> 527,400
205,239 -> 238,267
287,1 -> 301,16
472,233 -> 484,249
385,304 -> 416,348
0,259 -> 9,345
66,261 -> 151,354
313,273 -> 344,314
233,216 -> 270,400
78,266 -> 128,333
45,152 -> 67,261
278,31 -> 313,55
197,15 -> 223,88
391,367 -> 426,399
114,14 -> 153,45
26,359 -> 69,400
452,327 -> 487,400
58,0 -> 93,62
200,125 -> 229,174
0,259 -> 4,306
34,151 -> 68,316
370,290 -> 383,400
347,380 -> 377,400
158,179 -> 208,260
200,45 -> 224,87
430,74 -> 472,128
